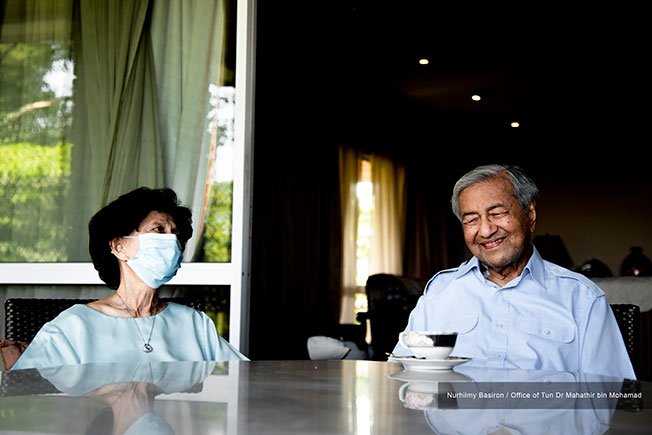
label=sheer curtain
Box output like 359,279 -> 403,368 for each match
338,147 -> 406,323
22,0 -> 73,41
339,145 -> 361,323
66,0 -> 227,260
368,153 -> 406,277
149,0 -> 228,258
66,0 -> 163,259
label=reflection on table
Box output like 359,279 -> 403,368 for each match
1,361 -> 230,434
1,360 -> 651,434
392,365 -> 648,435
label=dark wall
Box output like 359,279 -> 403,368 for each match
248,3 -> 345,360
248,3 -> 652,358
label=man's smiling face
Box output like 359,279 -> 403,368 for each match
459,175 -> 536,273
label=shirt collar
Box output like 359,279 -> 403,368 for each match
456,255 -> 481,278
456,244 -> 547,290
523,245 -> 547,290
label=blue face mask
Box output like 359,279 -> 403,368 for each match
124,233 -> 183,288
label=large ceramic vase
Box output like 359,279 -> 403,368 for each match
620,247 -> 652,276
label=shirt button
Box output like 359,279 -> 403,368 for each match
543,329 -> 550,335
496,322 -> 503,328
493,354 -> 501,358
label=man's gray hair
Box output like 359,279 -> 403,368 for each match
450,164 -> 539,221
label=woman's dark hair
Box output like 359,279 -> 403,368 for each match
88,187 -> 193,289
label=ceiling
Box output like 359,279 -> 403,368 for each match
257,2 -> 650,174
340,3 -> 645,127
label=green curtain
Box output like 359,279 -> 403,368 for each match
149,0 -> 227,258
1,0 -> 228,262
66,0 -> 227,261
66,0 -> 163,259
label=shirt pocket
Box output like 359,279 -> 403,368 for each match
443,315 -> 478,357
517,317 -> 576,343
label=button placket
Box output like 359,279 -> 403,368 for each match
488,288 -> 509,365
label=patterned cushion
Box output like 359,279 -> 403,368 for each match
0,338 -> 29,371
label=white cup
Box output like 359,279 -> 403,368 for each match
398,381 -> 463,410
399,331 -> 458,360
399,382 -> 439,409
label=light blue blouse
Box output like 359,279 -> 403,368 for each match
391,247 -> 636,380
12,302 -> 247,370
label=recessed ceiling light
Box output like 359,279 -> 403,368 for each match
511,122 -> 520,128
471,95 -> 481,101
418,58 -> 429,65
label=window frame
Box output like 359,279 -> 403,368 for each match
0,0 -> 256,355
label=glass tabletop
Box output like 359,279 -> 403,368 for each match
1,360 -> 651,434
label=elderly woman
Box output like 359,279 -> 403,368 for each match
12,187 -> 247,370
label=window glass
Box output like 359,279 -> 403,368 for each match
0,0 -> 235,263
0,35 -> 74,261
198,85 -> 235,262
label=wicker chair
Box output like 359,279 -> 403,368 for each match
360,274 -> 425,360
4,297 -> 206,343
610,303 -> 641,379
0,365 -> 61,396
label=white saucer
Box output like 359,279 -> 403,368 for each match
387,369 -> 471,383
392,356 -> 471,372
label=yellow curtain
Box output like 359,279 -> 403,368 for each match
338,146 -> 406,323
369,153 -> 406,276
338,145 -> 361,324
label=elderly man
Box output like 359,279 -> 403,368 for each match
392,164 -> 635,379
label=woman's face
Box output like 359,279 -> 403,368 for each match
120,211 -> 179,257
132,210 -> 178,236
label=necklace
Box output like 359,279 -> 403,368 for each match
115,292 -> 157,353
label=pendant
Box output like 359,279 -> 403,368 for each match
143,343 -> 153,353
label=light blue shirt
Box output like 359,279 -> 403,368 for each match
392,247 -> 636,380
12,302 -> 247,370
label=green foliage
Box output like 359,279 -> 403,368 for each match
1,42 -> 73,145
0,43 -> 57,109
0,142 -> 72,261
0,142 -> 72,181
202,181 -> 233,262
197,182 -> 233,337
0,40 -> 75,261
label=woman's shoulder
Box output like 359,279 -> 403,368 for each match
163,303 -> 216,330
23,305 -> 90,347
164,302 -> 205,318
52,304 -> 93,320
42,304 -> 98,329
